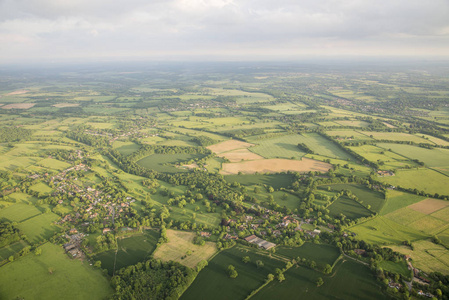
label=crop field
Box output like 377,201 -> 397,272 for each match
207,140 -> 254,154
0,243 -> 113,299
380,190 -> 425,216
224,174 -> 295,190
377,143 -> 449,168
137,153 -> 204,173
378,168 -> 449,196
350,217 -> 428,245
249,134 -> 307,159
328,197 -> 372,220
217,148 -> 264,162
153,230 -> 217,268
253,260 -> 388,300
95,230 -> 160,275
389,240 -> 449,275
180,244 -> 286,300
276,243 -> 341,268
408,198 -> 449,214
0,204 -> 41,222
431,206 -> 449,222
17,212 -> 61,243
320,184 -> 385,213
221,158 -> 331,175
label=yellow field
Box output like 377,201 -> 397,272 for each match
207,140 -> 254,154
409,198 -> 449,215
220,158 -> 331,175
153,230 -> 217,268
217,148 -> 264,162
2,103 -> 35,109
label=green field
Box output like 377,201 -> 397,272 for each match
253,260 -> 390,300
0,204 -> 41,222
350,216 -> 428,245
328,197 -> 372,219
378,168 -> 449,196
348,144 -> 415,169
377,143 -> 449,168
37,157 -> 71,171
320,184 -> 385,213
112,141 -> 140,156
378,260 -> 411,279
380,190 -> 425,215
29,182 -> 54,195
0,240 -> 29,261
17,212 -> 61,243
5,192 -> 39,205
0,243 -> 113,299
224,173 -> 295,190
136,153 -> 204,173
181,245 -> 286,300
95,230 -> 160,275
277,243 -> 341,268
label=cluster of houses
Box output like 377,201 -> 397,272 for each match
377,170 -> 394,177
63,230 -> 85,258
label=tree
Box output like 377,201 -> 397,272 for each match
242,256 -> 250,263
34,247 -> 42,256
277,272 -> 285,282
323,264 -> 332,274
256,260 -> 264,268
94,261 -> 102,268
48,267 -> 55,274
227,265 -> 238,278
316,277 -> 324,287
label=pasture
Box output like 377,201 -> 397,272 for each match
377,143 -> 449,168
348,145 -> 414,169
0,243 -> 113,299
153,230 -> 217,268
180,244 -> 286,300
137,153 -> 204,173
388,240 -> 449,275
320,184 -> 385,213
327,197 -> 372,220
37,157 -> 71,171
95,230 -> 160,275
359,131 -> 430,144
29,182 -> 54,195
378,168 -> 449,196
220,158 -> 331,175
253,260 -> 389,300
112,141 -> 140,156
380,190 -> 425,216
0,204 -> 41,222
276,243 -> 341,268
17,212 -> 61,244
0,240 -> 29,261
224,173 -> 295,190
350,216 -> 429,245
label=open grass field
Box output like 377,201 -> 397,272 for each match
326,129 -> 374,141
112,141 -> 140,156
252,260 -> 390,300
350,216 -> 429,245
17,212 -> 61,244
277,243 -> 341,268
378,168 -> 449,196
37,157 -> 71,171
377,143 -> 449,168
217,148 -> 264,162
249,134 -> 307,159
380,190 -> 425,216
95,230 -> 160,275
320,184 -> 385,213
359,131 -> 430,144
220,158 -> 331,175
0,204 -> 41,222
180,244 -> 286,300
153,230 -> 217,268
334,120 -> 370,127
415,134 -> 449,146
328,196 -> 372,220
378,260 -> 411,279
388,240 -> 449,275
29,182 -> 54,195
348,144 -> 414,169
224,174 -> 295,190
137,153 -> 204,173
0,243 -> 113,299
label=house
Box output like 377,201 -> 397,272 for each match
69,228 -> 78,234
354,249 -> 366,256
244,235 -> 258,243
103,228 -> 111,234
200,231 -> 211,238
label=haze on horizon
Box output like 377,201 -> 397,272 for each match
1,0 -> 449,64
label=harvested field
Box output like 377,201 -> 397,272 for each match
53,103 -> 80,108
220,158 -> 331,175
409,198 -> 449,215
6,90 -> 29,95
153,230 -> 217,268
2,103 -> 35,109
217,148 -> 264,162
207,140 -> 254,154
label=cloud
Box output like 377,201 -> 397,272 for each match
0,0 -> 448,62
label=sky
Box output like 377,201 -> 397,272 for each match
1,0 -> 449,63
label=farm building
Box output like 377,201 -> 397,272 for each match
244,235 -> 276,250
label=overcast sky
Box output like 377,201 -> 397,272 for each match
1,0 -> 449,63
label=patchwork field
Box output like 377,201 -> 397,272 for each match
153,230 -> 217,268
253,260 -> 389,300
380,190 -> 425,216
220,158 -> 331,175
180,244 -> 286,300
218,148 -> 264,162
207,140 -> 254,154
